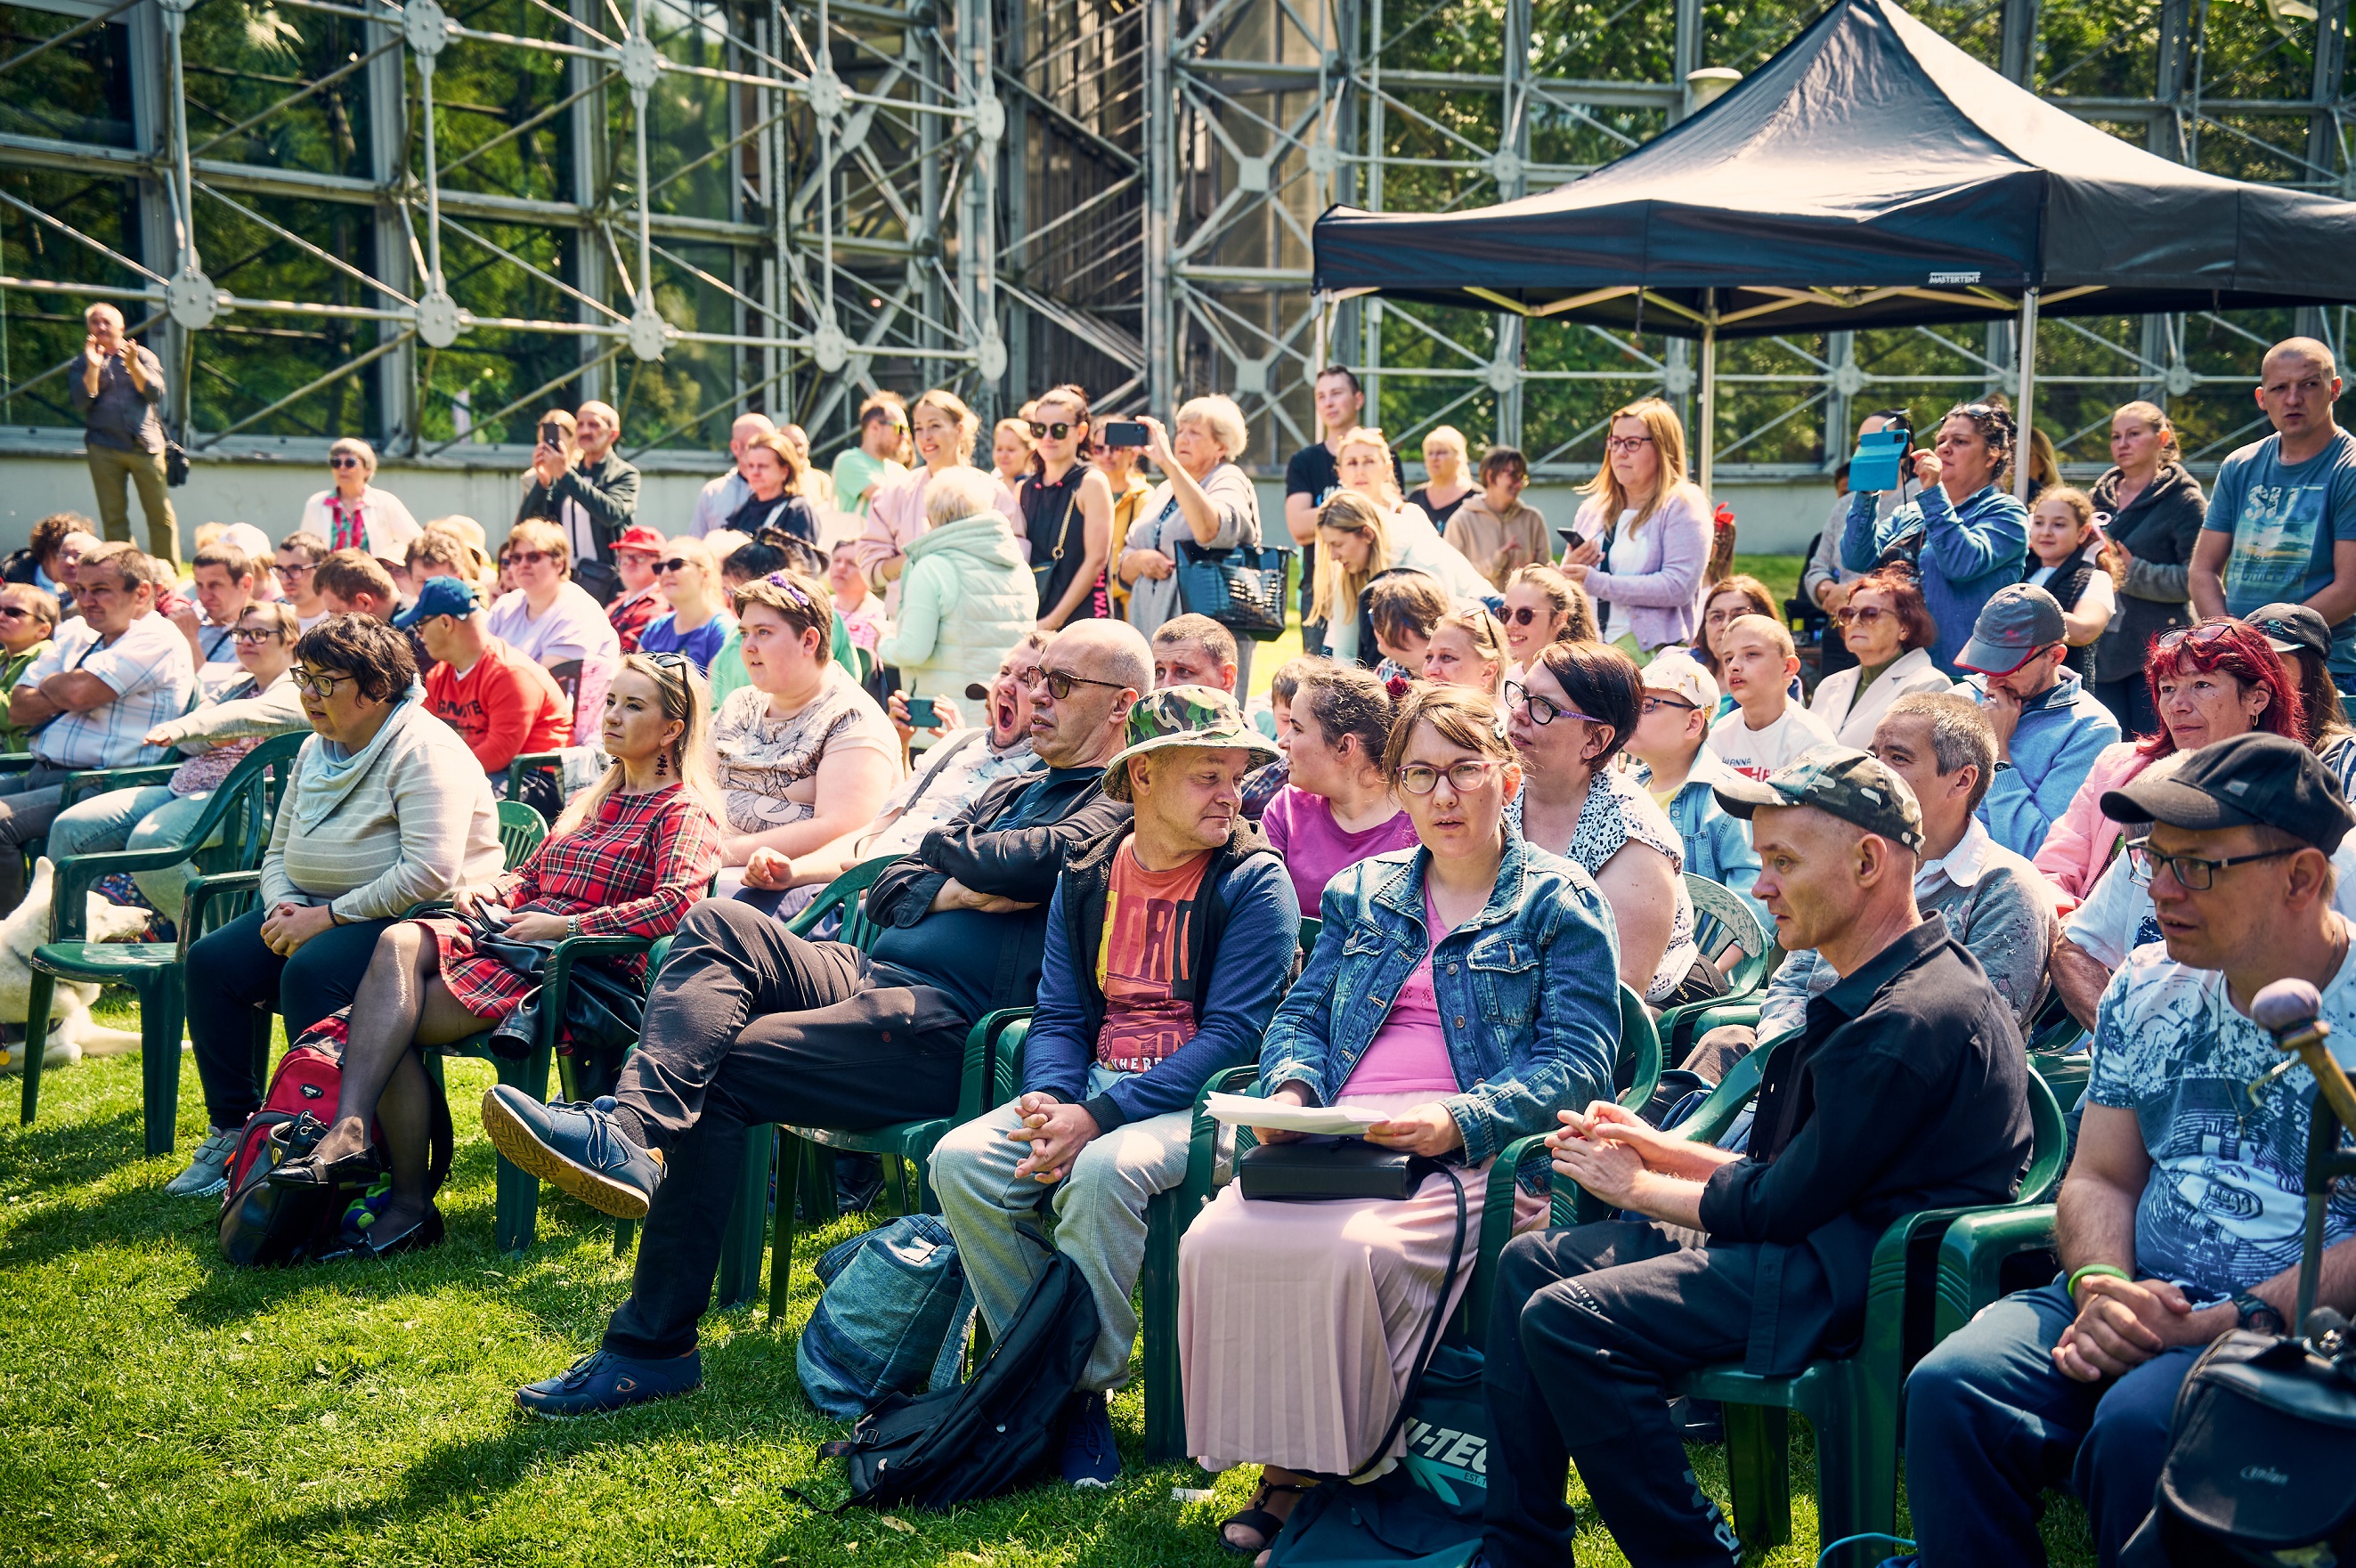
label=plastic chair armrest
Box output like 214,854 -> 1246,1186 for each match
1933,1204 -> 2059,1343
1462,1133 -> 1556,1346
60,763 -> 180,807
955,1007 -> 1033,1121
178,869 -> 262,957
535,933 -> 657,1054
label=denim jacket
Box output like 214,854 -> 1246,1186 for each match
1257,827 -> 1622,1164
1841,481 -> 2027,675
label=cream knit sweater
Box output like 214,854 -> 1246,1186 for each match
260,697 -> 503,922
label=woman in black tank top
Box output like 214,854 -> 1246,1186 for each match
1022,384 -> 1115,628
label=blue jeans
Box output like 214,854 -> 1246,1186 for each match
44,784 -> 215,917
1904,1280 -> 2196,1566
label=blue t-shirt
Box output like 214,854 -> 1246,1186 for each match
2088,943 -> 2356,1302
637,611 -> 733,675
2204,427 -> 2356,675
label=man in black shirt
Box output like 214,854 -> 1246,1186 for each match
1482,748 -> 2033,1568
488,620 -> 1152,1417
517,399 -> 639,603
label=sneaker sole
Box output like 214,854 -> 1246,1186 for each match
166,1175 -> 228,1198
480,1093 -> 653,1221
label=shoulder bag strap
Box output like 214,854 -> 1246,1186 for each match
1344,1161 -> 1469,1482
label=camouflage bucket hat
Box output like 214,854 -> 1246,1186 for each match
1101,684 -> 1280,802
1710,743 -> 1925,852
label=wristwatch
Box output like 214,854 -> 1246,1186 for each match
2231,1290 -> 2287,1336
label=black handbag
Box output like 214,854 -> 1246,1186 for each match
463,907 -> 647,1059
163,438 -> 191,487
1174,539 -> 1292,642
1239,1138 -> 1437,1202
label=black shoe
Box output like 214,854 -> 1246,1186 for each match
320,1205 -> 445,1262
834,1151 -> 886,1215
265,1141 -> 384,1190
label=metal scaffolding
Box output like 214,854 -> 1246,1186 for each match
0,0 -> 2347,475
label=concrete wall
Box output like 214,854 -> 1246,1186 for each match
0,451 -> 1839,560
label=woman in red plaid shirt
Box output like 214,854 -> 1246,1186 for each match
266,651 -> 724,1256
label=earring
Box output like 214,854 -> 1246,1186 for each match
655,752 -> 670,777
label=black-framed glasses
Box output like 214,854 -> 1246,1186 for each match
278,561 -> 315,576
1501,679 -> 1596,727
1603,435 -> 1654,453
1396,759 -> 1505,796
1028,420 -> 1076,442
1639,695 -> 1696,716
232,626 -> 282,644
2124,836 -> 2299,891
0,605 -> 33,622
1032,668 -> 1128,701
293,668 -> 354,698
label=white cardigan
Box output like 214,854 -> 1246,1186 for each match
1808,646 -> 1954,749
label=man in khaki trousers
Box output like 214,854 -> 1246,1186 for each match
69,302 -> 177,566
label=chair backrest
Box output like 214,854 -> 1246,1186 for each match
1614,983 -> 1661,1112
497,800 -> 548,868
785,856 -> 898,950
1296,914 -> 1321,955
503,751 -> 565,801
1684,873 -> 1770,997
2018,1068 -> 2068,1205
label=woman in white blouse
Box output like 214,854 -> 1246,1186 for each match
1558,398 -> 1712,656
1806,567 -> 1954,748
298,437 -> 422,572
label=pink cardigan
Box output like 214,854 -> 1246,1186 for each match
2033,741 -> 2149,901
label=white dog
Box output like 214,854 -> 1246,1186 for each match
0,857 -> 152,1072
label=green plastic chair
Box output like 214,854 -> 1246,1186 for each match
501,751 -> 565,801
19,732 -> 307,1153
1653,874 -> 1775,1060
1139,982 -> 1662,1463
496,800 -> 548,865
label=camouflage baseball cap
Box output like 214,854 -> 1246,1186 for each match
1710,743 -> 1925,852
1101,685 -> 1280,802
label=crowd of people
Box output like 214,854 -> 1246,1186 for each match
24,315 -> 2356,1567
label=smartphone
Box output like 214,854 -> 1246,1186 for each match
1556,527 -> 1586,552
1848,427 -> 1911,492
538,418 -> 562,451
1101,419 -> 1149,449
904,695 -> 938,728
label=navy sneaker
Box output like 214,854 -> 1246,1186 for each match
515,1348 -> 701,1418
481,1088 -> 664,1220
1061,1392 -> 1121,1488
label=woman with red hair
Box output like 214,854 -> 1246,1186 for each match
2034,618 -> 2302,899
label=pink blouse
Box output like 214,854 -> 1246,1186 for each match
1337,898 -> 1459,1098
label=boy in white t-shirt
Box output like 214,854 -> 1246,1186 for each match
1706,613 -> 1836,780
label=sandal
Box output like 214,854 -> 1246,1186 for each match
1219,1479 -> 1311,1556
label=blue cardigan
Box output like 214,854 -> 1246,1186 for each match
1843,482 -> 2028,675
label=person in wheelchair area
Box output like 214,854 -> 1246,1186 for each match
1903,734 -> 2356,1566
255,653 -> 724,1256
1485,748 -> 2031,1568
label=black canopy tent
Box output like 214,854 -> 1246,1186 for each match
1311,0 -> 2356,493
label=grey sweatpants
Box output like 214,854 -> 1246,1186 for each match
930,1063 -> 1192,1393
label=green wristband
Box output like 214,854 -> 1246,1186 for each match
2068,1263 -> 2132,1301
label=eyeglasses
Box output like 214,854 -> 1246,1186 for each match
1604,435 -> 1654,453
1031,668 -> 1129,701
1396,759 -> 1505,795
2125,836 -> 2299,892
0,605 -> 31,622
293,668 -> 354,698
1639,695 -> 1696,716
329,455 -> 364,470
1503,605 -> 1548,627
1501,680 -> 1596,727
232,626 -> 282,644
1833,605 -> 1889,627
278,562 -> 315,576
1028,421 -> 1076,442
2154,622 -> 2236,657
512,550 -> 555,567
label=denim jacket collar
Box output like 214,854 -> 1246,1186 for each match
1365,823 -> 1535,944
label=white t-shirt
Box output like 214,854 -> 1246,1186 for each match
1598,507 -> 1645,641
484,583 -> 621,669
1706,703 -> 1838,782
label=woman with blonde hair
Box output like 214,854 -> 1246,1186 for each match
299,435 -> 422,568
1407,425 -> 1473,530
2088,398 -> 2206,736
258,652 -> 727,1255
1337,427 -> 1493,598
1560,397 -> 1712,655
855,387 -> 1023,613
1499,564 -> 1598,688
1422,605 -> 1507,695
991,417 -> 1036,492
638,535 -> 735,673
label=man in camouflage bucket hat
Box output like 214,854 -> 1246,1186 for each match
1487,743 -> 2030,1568
933,679 -> 1296,1487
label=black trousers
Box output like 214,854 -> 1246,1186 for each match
1483,1222 -> 1759,1568
602,899 -> 971,1359
185,906 -> 394,1128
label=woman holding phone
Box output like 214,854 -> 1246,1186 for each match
1114,395 -> 1263,684
1558,398 -> 1713,656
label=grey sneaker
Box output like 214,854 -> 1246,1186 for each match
165,1125 -> 243,1198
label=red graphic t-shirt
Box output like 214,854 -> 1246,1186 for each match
1093,837 -> 1214,1074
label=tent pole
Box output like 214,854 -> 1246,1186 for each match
1698,306 -> 1718,499
2014,287 -> 2039,502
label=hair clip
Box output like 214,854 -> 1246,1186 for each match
762,572 -> 809,606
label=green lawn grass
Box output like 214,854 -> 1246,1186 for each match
1,953 -> 2092,1568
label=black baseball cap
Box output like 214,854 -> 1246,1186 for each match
2246,602 -> 2330,662
2100,731 -> 2354,853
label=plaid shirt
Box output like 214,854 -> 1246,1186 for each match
25,610 -> 196,768
489,783 -> 724,939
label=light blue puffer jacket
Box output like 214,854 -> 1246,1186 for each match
877,512 -> 1039,703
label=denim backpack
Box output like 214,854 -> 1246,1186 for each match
797,1215 -> 975,1419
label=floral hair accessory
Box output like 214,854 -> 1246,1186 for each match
1385,674 -> 1412,700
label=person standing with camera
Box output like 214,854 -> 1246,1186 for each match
517,402 -> 639,604
1115,397 -> 1263,692
71,302 -> 177,566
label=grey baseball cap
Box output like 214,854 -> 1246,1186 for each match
2247,602 -> 2330,662
1956,583 -> 2066,677
1712,744 -> 1925,853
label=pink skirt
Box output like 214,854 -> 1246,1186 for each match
1177,1090 -> 1547,1475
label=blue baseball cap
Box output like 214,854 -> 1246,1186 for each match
392,575 -> 479,628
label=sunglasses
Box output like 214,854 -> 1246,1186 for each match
511,550 -> 555,567
1028,421 -> 1076,442
2154,623 -> 2237,656
0,605 -> 34,621
1030,668 -> 1128,701
329,455 -> 365,469
1502,605 -> 1550,627
657,557 -> 695,573
1833,605 -> 1889,627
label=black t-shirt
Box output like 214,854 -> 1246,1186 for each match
1407,487 -> 1466,531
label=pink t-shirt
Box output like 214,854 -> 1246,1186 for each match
1337,898 -> 1460,1099
1261,784 -> 1420,917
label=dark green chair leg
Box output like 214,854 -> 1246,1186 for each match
248,1007 -> 274,1100
19,965 -> 53,1127
1805,1363 -> 1897,1568
491,1046 -> 552,1253
1721,1400 -> 1792,1551
612,1220 -> 635,1258
1140,1188 -> 1186,1463
768,1130 -> 804,1325
715,1125 -> 774,1310
135,972 -> 184,1157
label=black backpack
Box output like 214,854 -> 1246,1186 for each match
801,1249 -> 1098,1511
2120,1320 -> 2356,1565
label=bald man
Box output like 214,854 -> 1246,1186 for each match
688,411 -> 781,538
518,398 -> 639,601
2192,336 -> 2356,688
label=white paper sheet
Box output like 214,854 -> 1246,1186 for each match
1203,1093 -> 1390,1136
